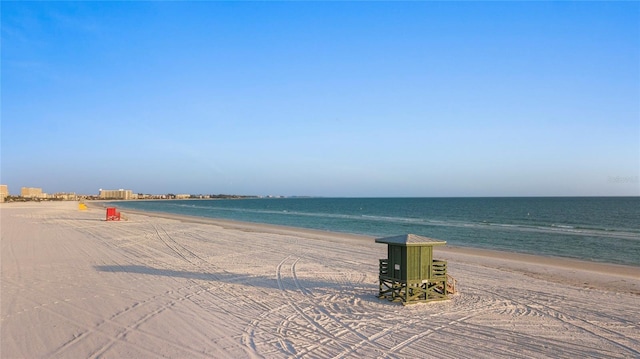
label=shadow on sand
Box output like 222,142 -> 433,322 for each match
94,264 -> 379,303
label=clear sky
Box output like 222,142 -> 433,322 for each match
2,1 -> 639,197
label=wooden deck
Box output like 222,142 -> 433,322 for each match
378,259 -> 455,305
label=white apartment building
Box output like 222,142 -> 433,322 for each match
99,189 -> 137,200
21,187 -> 45,199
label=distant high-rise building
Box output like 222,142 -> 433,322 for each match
98,189 -> 136,200
0,185 -> 8,202
21,187 -> 44,199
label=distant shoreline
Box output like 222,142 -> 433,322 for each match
93,195 -> 640,200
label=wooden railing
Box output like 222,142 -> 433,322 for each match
379,259 -> 389,276
432,260 -> 447,278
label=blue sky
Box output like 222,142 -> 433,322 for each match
2,1 -> 638,197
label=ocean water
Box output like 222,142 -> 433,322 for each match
113,197 -> 640,267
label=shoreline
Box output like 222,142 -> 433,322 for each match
99,203 -> 640,267
10,201 -> 640,281
97,203 -> 640,295
89,199 -> 640,268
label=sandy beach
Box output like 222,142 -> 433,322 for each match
2,202 -> 639,358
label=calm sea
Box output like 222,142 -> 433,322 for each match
113,197 -> 640,267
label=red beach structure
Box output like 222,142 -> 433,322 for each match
106,207 -> 121,221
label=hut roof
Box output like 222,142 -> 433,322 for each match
375,234 -> 446,246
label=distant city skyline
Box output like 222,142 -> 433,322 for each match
1,182 -> 638,199
2,2 -> 638,197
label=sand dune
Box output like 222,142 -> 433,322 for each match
2,201 -> 639,358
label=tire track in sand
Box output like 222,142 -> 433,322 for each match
246,255 -> 400,358
488,287 -> 640,357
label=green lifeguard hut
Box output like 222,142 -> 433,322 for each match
376,234 -> 454,305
